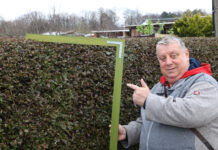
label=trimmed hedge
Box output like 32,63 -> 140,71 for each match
0,37 -> 217,149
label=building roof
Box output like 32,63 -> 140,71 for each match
150,18 -> 177,22
92,29 -> 129,33
125,22 -> 175,28
124,17 -> 177,28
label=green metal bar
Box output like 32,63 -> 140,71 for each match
107,42 -> 125,150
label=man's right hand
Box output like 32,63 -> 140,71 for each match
109,124 -> 127,141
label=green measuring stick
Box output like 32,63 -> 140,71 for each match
26,34 -> 125,150
107,41 -> 125,150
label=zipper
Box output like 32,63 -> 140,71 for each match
146,122 -> 154,150
164,85 -> 168,98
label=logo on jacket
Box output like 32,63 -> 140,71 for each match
194,90 -> 200,95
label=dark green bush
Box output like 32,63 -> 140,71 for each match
0,37 -> 217,149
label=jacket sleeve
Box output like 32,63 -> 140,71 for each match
145,81 -> 218,128
121,117 -> 142,148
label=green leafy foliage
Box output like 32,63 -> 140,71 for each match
0,38 -> 116,149
0,37 -> 217,149
168,28 -> 174,35
156,20 -> 164,34
136,19 -> 154,35
173,12 -> 213,37
137,19 -> 164,35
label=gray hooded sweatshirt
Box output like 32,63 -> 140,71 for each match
122,63 -> 218,150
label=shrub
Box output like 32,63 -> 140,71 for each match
0,37 -> 217,149
173,12 -> 213,37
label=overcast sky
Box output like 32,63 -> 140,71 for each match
0,0 -> 212,22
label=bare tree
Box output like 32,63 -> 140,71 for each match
21,11 -> 48,34
0,20 -> 12,35
124,9 -> 144,25
143,13 -> 161,20
48,8 -> 62,34
0,18 -> 28,36
88,11 -> 99,30
69,14 -> 80,31
98,8 -> 119,30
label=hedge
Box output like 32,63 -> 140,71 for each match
0,37 -> 217,149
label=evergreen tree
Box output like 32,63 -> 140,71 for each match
173,12 -> 213,37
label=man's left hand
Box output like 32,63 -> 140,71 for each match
127,79 -> 150,107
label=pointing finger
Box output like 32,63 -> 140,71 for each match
127,83 -> 139,90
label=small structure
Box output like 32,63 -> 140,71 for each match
92,29 -> 130,38
91,18 -> 176,38
125,18 -> 176,37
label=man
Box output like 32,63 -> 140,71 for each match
117,36 -> 218,149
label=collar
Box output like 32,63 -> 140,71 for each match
160,63 -> 212,85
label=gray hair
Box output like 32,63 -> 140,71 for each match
156,36 -> 187,56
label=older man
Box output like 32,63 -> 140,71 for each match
117,36 -> 218,150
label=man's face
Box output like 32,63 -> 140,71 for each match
157,42 -> 189,84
